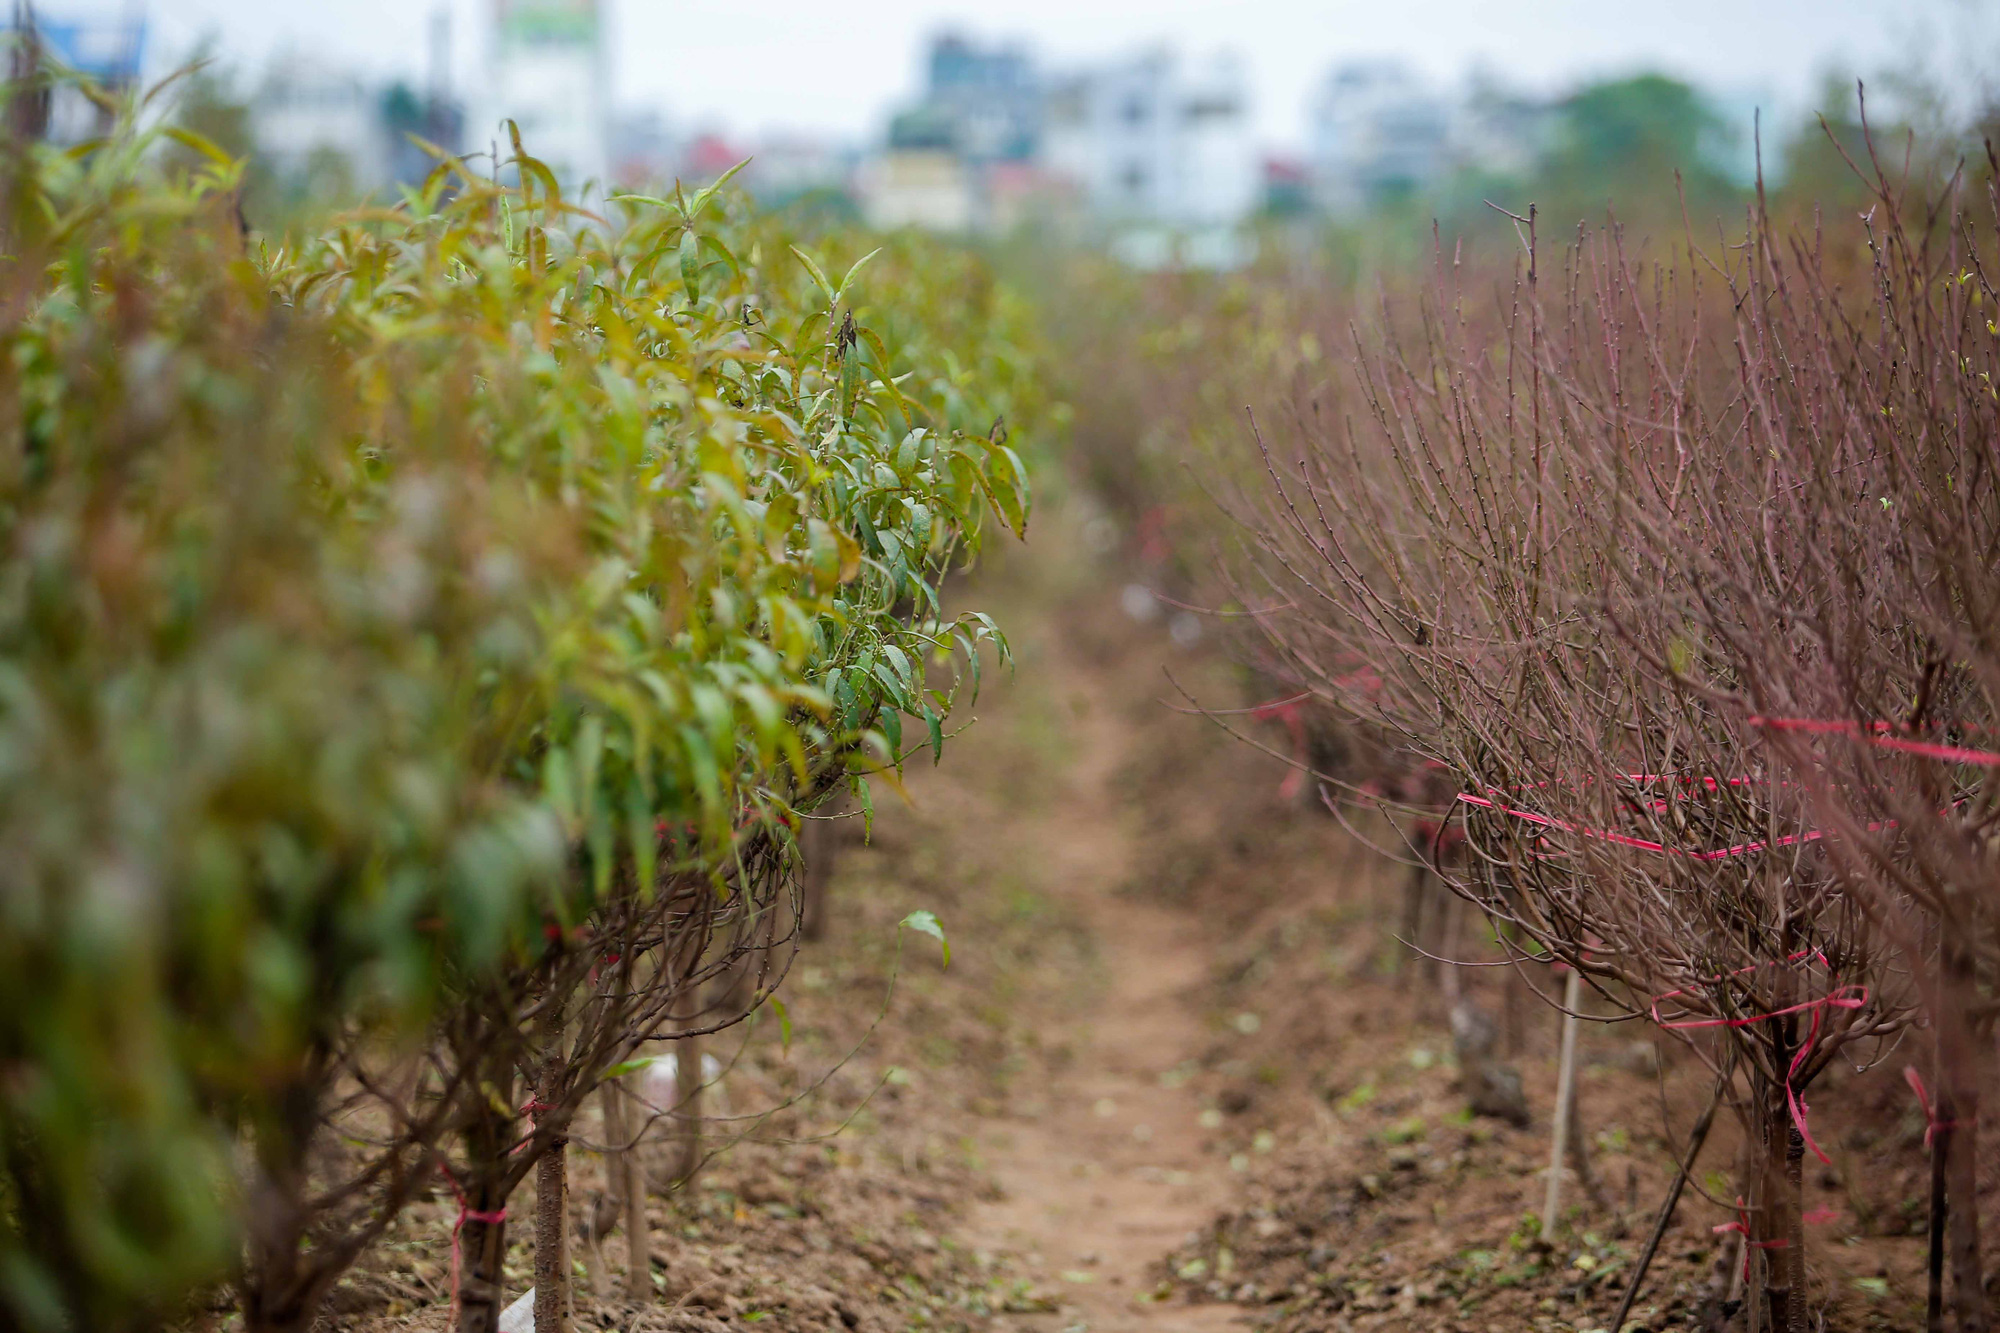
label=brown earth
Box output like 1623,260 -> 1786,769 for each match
327,506 -> 1964,1333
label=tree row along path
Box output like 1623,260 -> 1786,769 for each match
835,539 -> 1941,1333
912,562 -> 1249,1333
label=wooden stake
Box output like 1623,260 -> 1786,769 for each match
598,1078 -> 650,1304
617,1078 -> 650,1304
1543,966 -> 1583,1238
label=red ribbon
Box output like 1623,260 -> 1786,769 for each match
1748,716 -> 2000,768
1712,1192 -> 1848,1280
1712,1197 -> 1789,1280
1711,1197 -> 1841,1278
1251,696 -> 1308,801
1651,952 -> 1867,1165
1457,787 -> 1835,861
439,1164 -> 507,1324
508,1097 -> 557,1158
1904,1066 -> 1961,1148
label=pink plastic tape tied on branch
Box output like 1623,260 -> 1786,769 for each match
1652,951 -> 1867,1165
1903,1066 -> 1961,1148
1748,716 -> 2000,768
1250,695 -> 1308,801
1454,783 -> 1829,862
439,1163 -> 507,1324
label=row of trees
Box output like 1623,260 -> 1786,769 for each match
1231,143 -> 2000,1330
0,66 -> 1036,1333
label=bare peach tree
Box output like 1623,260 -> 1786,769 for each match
1226,201 -> 1920,1330
1593,144 -> 2000,1332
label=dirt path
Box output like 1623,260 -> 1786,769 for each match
961,624 -> 1242,1333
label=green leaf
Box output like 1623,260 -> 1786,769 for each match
601,1055 -> 663,1081
162,125 -> 233,167
987,444 -> 1031,539
686,159 -> 750,218
627,784 -> 658,901
924,702 -> 945,766
790,245 -> 835,307
505,120 -> 563,206
679,228 -> 702,303
879,701 -> 903,757
852,773 -> 874,842
900,910 -> 950,967
768,995 -> 792,1055
833,247 -> 883,306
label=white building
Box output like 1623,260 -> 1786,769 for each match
11,10 -> 144,145
479,0 -> 608,195
1307,60 -> 1452,215
253,56 -> 392,191
744,135 -> 855,204
1308,62 -> 1560,215
1452,71 -> 1557,182
860,149 -> 976,232
1045,48 -> 1257,229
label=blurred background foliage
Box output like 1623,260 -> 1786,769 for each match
1029,63 -> 2000,572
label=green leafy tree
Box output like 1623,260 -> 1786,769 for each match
0,87 -> 1040,1333
1537,73 -> 1740,226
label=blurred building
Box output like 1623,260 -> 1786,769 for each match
861,148 -> 975,231
741,134 -> 854,206
5,7 -> 145,143
1045,48 -> 1257,228
867,35 -> 1254,240
250,29 -> 463,199
890,33 -> 1041,165
253,57 -> 392,189
608,108 -> 677,188
868,33 -> 1042,233
478,0 -> 608,192
1261,154 -> 1310,216
1452,70 -> 1557,181
1308,60 -> 1452,213
1308,61 -> 1558,214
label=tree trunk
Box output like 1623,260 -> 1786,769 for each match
609,1079 -> 650,1303
579,1176 -> 617,1303
1698,1243 -> 1741,1332
1611,1067 -> 1728,1333
1752,1076 -> 1800,1333
1942,934 -> 1989,1333
1950,1083 -> 1986,1333
1499,922 -> 1526,1057
455,1092 -> 515,1333
1783,1120 -> 1808,1333
1557,980 -> 1607,1213
1563,1086 -> 1608,1212
581,1210 -> 609,1304
240,1076 -> 318,1333
533,1056 -> 571,1333
1931,1101 -> 1953,1333
1398,861 -> 1427,991
454,1185 -> 509,1333
237,1043 -> 378,1333
669,1032 -> 705,1189
801,810 -> 836,942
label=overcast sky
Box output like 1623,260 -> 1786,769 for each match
130,0 -> 1991,149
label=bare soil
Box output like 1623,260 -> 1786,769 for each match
329,509 -> 1965,1333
